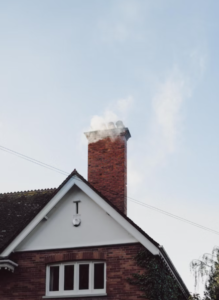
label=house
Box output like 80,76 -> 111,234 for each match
0,121 -> 189,299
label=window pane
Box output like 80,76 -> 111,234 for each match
94,263 -> 104,289
49,266 -> 59,291
64,265 -> 74,290
79,264 -> 89,290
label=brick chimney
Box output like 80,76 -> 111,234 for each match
84,121 -> 131,215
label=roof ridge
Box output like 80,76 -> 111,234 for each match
0,169 -> 78,197
0,188 -> 56,196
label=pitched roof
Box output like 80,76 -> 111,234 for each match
0,169 -> 160,253
0,189 -> 55,253
0,169 -> 159,254
0,169 -> 189,298
68,170 -> 160,248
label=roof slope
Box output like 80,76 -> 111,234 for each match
0,189 -> 55,253
0,169 -> 159,253
69,171 -> 160,248
0,170 -> 189,298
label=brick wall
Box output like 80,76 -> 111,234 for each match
87,134 -> 128,215
0,243 -> 147,300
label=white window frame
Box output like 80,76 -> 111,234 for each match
45,261 -> 106,297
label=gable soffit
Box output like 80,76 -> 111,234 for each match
15,185 -> 138,252
0,174 -> 159,258
0,172 -> 189,297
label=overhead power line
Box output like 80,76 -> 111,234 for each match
0,144 -> 219,236
0,145 -> 69,176
68,177 -> 219,237
128,197 -> 219,236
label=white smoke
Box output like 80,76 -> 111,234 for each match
86,96 -> 133,143
90,95 -> 133,131
146,68 -> 189,169
90,111 -> 118,131
153,77 -> 184,153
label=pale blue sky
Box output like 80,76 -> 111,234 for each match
0,0 -> 219,295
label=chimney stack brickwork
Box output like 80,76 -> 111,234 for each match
85,126 -> 131,215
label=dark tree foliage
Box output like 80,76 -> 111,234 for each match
190,247 -> 219,300
127,249 -> 185,300
203,259 -> 219,300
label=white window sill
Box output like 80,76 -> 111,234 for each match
42,294 -> 107,298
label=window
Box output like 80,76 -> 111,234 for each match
46,261 -> 106,297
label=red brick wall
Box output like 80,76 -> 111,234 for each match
0,243 -> 147,300
88,135 -> 128,215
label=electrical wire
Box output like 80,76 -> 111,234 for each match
1,144 -> 219,236
0,145 -> 69,176
73,176 -> 219,236
128,197 -> 219,236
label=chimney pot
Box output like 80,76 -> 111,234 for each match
116,120 -> 124,128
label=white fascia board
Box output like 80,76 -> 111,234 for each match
0,174 -> 159,258
0,177 -> 76,258
73,176 -> 159,255
74,176 -> 189,294
0,174 -> 187,294
0,260 -> 18,267
0,260 -> 18,272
